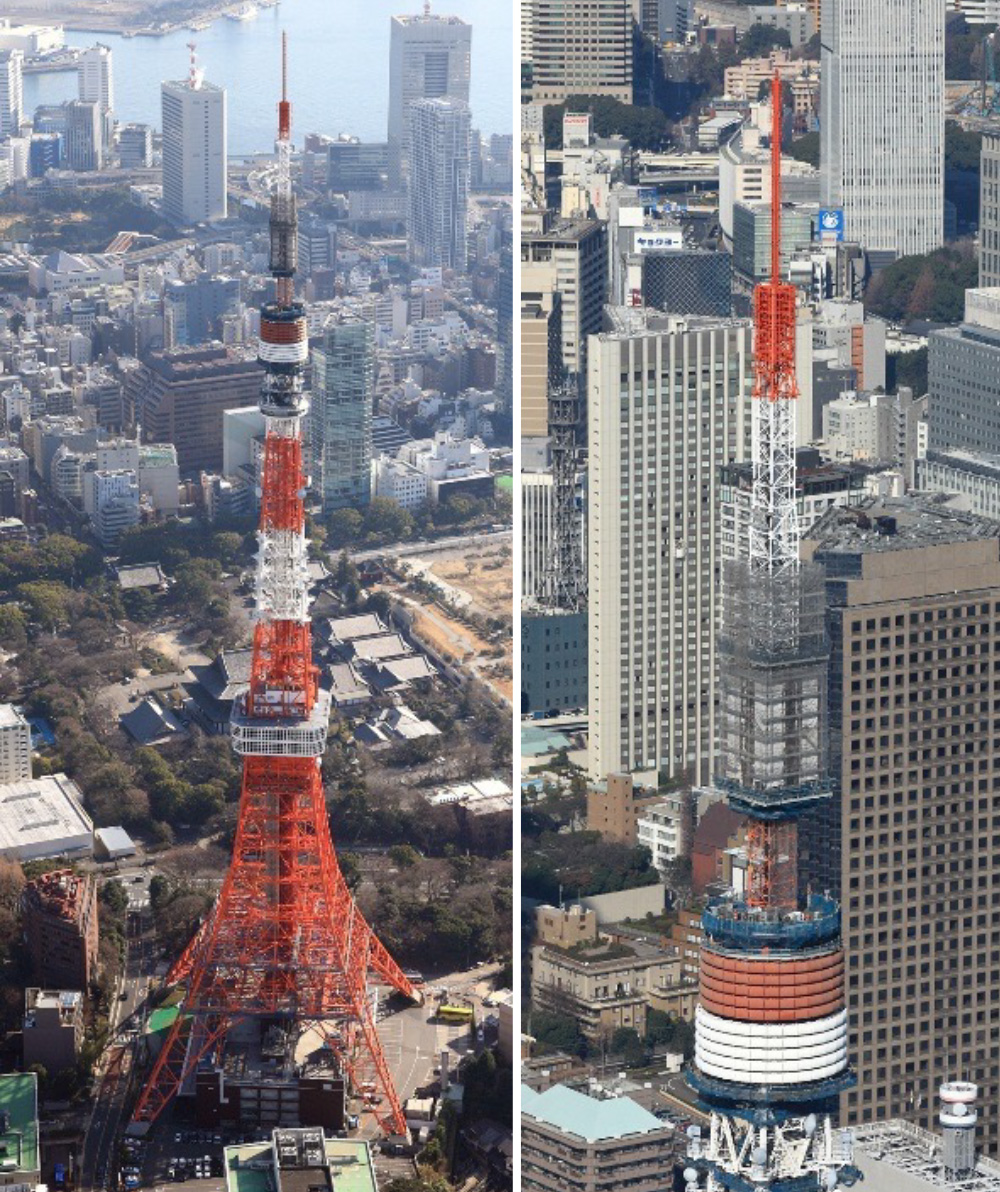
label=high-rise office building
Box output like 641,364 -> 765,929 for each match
163,275 -> 241,347
529,0 -> 633,104
77,44 -> 113,112
929,288 -> 1000,455
308,318 -> 375,514
521,291 -> 562,439
387,10 -> 471,184
65,100 -> 105,172
804,497 -> 1000,1154
407,97 -> 470,272
496,235 -> 514,414
981,132 -> 1000,289
821,0 -> 944,260
587,309 -> 752,784
161,66 -> 227,226
126,346 -> 262,475
521,214 -> 607,378
0,49 -> 23,137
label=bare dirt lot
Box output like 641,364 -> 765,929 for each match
423,544 -> 512,621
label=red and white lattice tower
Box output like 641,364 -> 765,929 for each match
131,35 -> 416,1137
684,77 -> 859,1192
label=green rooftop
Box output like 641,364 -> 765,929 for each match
224,1137 -> 375,1192
0,1073 -> 39,1174
496,474 -> 513,492
146,1005 -> 180,1035
224,1142 -> 273,1192
323,1140 -> 376,1192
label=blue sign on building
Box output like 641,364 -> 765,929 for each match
818,209 -> 845,242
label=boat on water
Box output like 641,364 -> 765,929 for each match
189,18 -> 211,30
225,3 -> 258,20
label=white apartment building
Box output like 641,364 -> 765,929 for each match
521,469 -> 554,606
947,0 -> 1000,22
372,455 -> 428,510
51,445 -> 86,505
0,49 -> 23,138
637,798 -> 685,874
408,98 -> 470,273
0,704 -> 31,785
587,309 -> 753,785
822,392 -> 895,462
821,0 -> 944,258
161,74 -> 227,225
86,469 -> 140,549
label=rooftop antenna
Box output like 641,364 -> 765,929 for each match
424,0 -> 431,14
187,41 -> 201,90
278,29 -> 290,141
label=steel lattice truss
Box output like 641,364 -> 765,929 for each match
545,377 -> 585,612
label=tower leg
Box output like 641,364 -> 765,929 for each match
133,1014 -> 233,1126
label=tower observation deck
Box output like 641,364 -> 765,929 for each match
684,77 -> 861,1192
129,36 -> 416,1140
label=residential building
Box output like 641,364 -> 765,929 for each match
521,1084 -> 676,1192
85,468 -> 140,549
929,288 -> 1000,456
0,1074 -> 39,1184
521,465 -> 553,603
22,988 -> 83,1076
372,455 -> 428,510
822,392 -> 896,462
387,11 -> 471,183
535,904 -> 598,949
309,318 -> 375,514
528,0 -> 633,104
691,800 -> 745,894
117,122 -> 152,168
636,795 -> 687,875
0,50 -> 23,138
161,72 -> 227,225
407,98 -> 470,272
22,869 -> 99,991
779,0 -> 820,31
821,0 -> 944,259
586,773 -> 663,844
0,704 -> 30,784
521,291 -> 562,438
521,214 -> 607,377
586,309 -> 752,785
803,498 -> 1000,1152
126,347 -> 263,475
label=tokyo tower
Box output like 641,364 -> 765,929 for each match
131,36 -> 416,1137
683,77 -> 860,1191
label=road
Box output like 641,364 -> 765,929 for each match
81,879 -> 157,1191
343,529 -> 511,565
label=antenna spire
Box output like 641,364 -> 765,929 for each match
771,71 -> 782,287
277,30 -> 291,141
187,41 -> 199,89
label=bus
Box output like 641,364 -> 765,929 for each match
437,1004 -> 474,1024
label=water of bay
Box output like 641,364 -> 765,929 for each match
23,0 -> 512,154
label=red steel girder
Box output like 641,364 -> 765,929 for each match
132,757 -> 415,1132
249,619 -> 318,716
259,429 -> 305,534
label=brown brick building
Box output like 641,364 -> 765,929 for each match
586,773 -> 662,844
22,870 -> 99,992
804,499 -> 1000,1153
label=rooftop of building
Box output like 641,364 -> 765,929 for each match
224,1134 -> 375,1192
115,562 -> 169,590
23,867 -> 93,920
601,305 -> 749,340
0,776 -> 92,860
852,1118 -> 1000,1191
521,216 -> 605,244
0,1073 -> 39,1174
0,703 -> 26,730
806,497 -> 1000,556
923,447 -> 1000,475
521,1082 -> 668,1143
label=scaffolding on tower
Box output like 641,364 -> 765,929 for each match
684,75 -> 860,1192
128,35 -> 418,1141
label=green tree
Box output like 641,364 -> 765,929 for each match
362,497 -> 414,543
17,582 -> 71,630
787,131 -> 820,168
390,844 -> 420,868
740,23 -> 791,58
0,605 -> 27,649
326,508 -> 364,548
